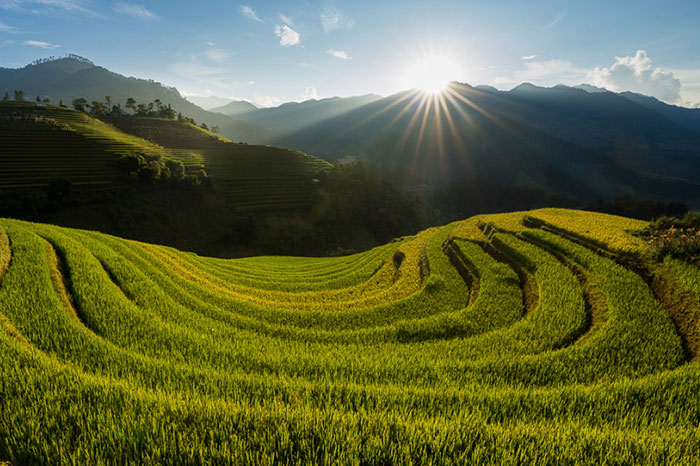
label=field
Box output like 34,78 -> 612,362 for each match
1,207 -> 700,465
0,104 -> 330,210
107,117 -> 331,210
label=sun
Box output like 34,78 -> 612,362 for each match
403,53 -> 461,94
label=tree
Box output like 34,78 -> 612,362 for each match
159,103 -> 176,119
105,96 -> 112,107
200,122 -> 209,130
42,97 -> 50,103
153,99 -> 162,112
14,90 -> 25,101
211,126 -> 220,134
125,97 -> 137,113
165,159 -> 186,181
72,98 -> 88,112
36,95 -> 41,102
135,103 -> 148,116
2,92 -> 8,101
110,104 -> 124,117
90,100 -> 109,117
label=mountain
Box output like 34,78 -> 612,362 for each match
617,91 -> 700,133
0,56 -> 271,143
271,82 -> 700,206
574,83 -> 608,93
185,95 -> 237,110
210,100 -> 259,117
229,94 -> 383,132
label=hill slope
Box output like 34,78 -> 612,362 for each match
1,209 -> 700,463
105,116 -> 331,210
0,102 -> 169,189
0,103 -> 331,211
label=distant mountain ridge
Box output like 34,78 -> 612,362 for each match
269,82 -> 700,206
210,100 -> 259,117
220,94 -> 383,132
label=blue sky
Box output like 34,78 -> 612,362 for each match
1,0 -> 699,107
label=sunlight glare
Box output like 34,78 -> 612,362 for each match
404,53 -> 461,94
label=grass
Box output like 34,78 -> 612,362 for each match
107,116 -> 332,210
1,208 -> 699,464
0,104 -> 331,211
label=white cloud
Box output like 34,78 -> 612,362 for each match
671,69 -> 700,108
206,41 -> 215,47
300,86 -> 319,100
0,0 -> 100,17
23,39 -> 60,49
247,80 -> 255,85
521,54 -> 538,61
254,92 -> 282,108
321,7 -> 354,33
202,48 -> 232,64
545,9 -> 566,29
0,20 -> 18,33
327,49 -> 351,60
240,5 -> 262,23
274,24 -> 300,46
279,13 -> 293,26
114,3 -> 158,20
587,50 -> 682,103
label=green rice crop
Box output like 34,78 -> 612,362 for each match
0,209 -> 698,465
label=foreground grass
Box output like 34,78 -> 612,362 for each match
1,208 -> 699,465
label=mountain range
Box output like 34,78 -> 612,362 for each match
4,56 -> 700,206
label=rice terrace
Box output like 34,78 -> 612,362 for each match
2,1 -> 700,464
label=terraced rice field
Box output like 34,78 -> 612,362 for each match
104,117 -> 332,210
0,103 -> 166,189
1,208 -> 700,464
193,146 -> 330,210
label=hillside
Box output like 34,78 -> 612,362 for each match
0,101 -> 170,189
105,116 -> 331,210
1,208 -> 700,463
0,103 -> 331,211
0,56 -> 271,143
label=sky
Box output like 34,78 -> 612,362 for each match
0,0 -> 699,107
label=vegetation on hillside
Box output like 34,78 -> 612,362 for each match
1,209 -> 699,464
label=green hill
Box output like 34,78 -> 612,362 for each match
0,103 -> 331,211
0,102 -> 169,189
106,116 -> 331,210
1,208 -> 699,464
